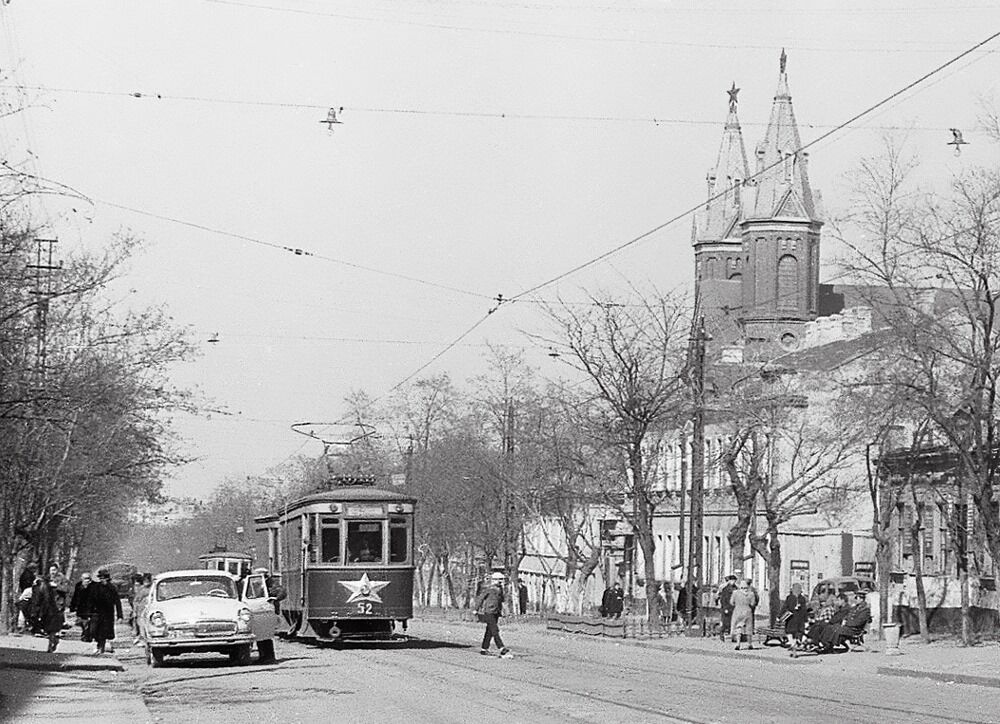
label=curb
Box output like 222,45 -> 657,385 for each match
0,659 -> 124,673
558,631 -> 817,666
878,666 -> 1000,689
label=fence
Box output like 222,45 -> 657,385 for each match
546,613 -> 707,640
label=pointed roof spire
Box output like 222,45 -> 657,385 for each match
775,48 -> 790,100
745,50 -> 819,222
694,83 -> 750,245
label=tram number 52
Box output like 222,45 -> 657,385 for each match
356,602 -> 374,615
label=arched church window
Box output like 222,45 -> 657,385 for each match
777,254 -> 798,311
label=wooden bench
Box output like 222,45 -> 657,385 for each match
758,626 -> 789,646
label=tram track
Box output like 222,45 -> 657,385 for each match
343,638 -> 707,723
390,632 -> 992,724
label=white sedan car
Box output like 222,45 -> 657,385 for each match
140,569 -> 279,667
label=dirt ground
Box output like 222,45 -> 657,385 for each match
119,618 -> 1000,723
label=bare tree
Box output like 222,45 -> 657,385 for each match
538,289 -> 690,624
839,136 -> 1000,644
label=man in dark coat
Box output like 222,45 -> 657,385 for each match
717,575 -> 737,641
601,582 -> 625,620
91,568 -> 123,654
676,581 -> 699,624
27,576 -> 65,652
781,583 -> 809,644
69,571 -> 97,642
474,572 -> 510,656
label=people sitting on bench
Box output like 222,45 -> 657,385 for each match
800,591 -> 871,653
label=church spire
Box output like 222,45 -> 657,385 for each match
746,50 -> 819,222
693,81 -> 750,245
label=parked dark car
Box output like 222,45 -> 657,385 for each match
809,576 -> 875,607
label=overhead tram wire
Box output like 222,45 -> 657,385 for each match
203,0 -> 997,55
97,199 -> 491,301
506,28 -> 1000,304
0,83 -> 962,134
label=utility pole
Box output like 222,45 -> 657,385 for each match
27,238 -> 60,389
685,316 -> 707,633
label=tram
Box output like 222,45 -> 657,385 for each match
254,478 -> 416,641
198,548 -> 253,578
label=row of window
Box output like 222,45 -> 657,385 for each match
273,514 -> 414,568
315,516 -> 412,565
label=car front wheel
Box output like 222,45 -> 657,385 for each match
147,646 -> 164,668
229,643 -> 252,666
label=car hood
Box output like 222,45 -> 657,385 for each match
151,596 -> 243,622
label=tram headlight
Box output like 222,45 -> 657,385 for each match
236,607 -> 252,632
148,611 -> 168,637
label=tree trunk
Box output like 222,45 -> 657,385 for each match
563,545 -> 601,615
766,523 -> 782,626
951,492 -> 973,646
424,560 -> 436,608
441,552 -> 458,608
750,519 -> 782,626
727,506 -> 751,576
908,495 -> 931,643
0,541 -> 11,634
632,493 -> 659,625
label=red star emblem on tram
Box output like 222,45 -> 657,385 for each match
340,572 -> 391,604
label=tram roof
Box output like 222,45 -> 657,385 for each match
286,486 -> 416,508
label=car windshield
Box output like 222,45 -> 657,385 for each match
156,576 -> 236,601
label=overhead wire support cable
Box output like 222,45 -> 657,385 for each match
0,83 -> 965,134
508,28 -> 1000,303
202,0 -> 997,55
96,199 -> 491,300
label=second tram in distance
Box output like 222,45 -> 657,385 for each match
255,481 -> 415,641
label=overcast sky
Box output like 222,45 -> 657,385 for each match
3,0 -> 998,498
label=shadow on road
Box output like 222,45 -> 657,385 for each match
304,637 -> 470,652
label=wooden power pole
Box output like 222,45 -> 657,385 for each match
685,316 -> 707,633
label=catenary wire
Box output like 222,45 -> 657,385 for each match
0,82 -> 969,134
96,198 -> 492,300
202,0 -> 999,55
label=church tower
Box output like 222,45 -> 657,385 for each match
739,51 -> 822,350
692,82 -> 750,296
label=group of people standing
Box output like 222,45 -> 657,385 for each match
17,564 -> 124,654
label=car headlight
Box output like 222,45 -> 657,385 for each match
148,611 -> 168,637
237,607 -> 252,631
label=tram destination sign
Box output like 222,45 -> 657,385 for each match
345,504 -> 384,517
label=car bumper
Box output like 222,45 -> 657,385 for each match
147,632 -> 255,649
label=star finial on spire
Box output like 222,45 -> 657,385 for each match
780,48 -> 787,74
727,82 -> 740,111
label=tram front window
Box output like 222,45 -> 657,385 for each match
347,521 -> 383,563
321,517 -> 341,563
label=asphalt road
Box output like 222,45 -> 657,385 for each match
120,619 -> 1000,724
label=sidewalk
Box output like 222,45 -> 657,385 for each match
556,623 -> 1000,687
0,634 -> 151,722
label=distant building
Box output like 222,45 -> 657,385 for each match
131,497 -> 203,525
